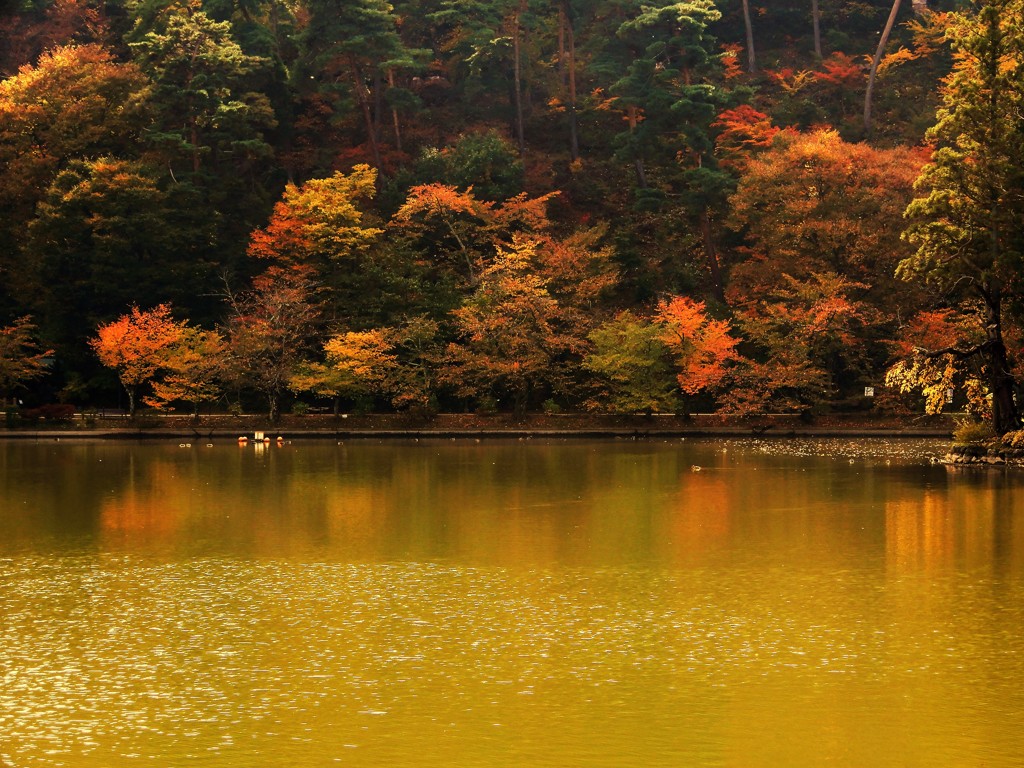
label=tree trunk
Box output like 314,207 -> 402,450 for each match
268,392 -> 279,423
864,0 -> 902,135
511,6 -> 526,157
985,286 -> 1021,436
348,58 -> 383,170
700,208 -> 726,304
812,0 -> 823,59
127,385 -> 137,419
627,105 -> 647,188
387,69 -> 402,154
741,0 -> 756,72
372,68 -> 384,147
566,4 -> 579,162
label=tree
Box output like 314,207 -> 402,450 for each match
248,164 -> 383,270
223,265 -> 322,421
129,6 -> 276,178
0,0 -> 106,75
0,44 -> 150,304
0,316 -> 51,404
711,105 -> 780,172
864,0 -> 904,135
583,311 -> 679,413
25,158 -> 217,368
430,0 -> 536,156
409,131 -> 524,202
729,272 -> 871,413
290,329 -> 396,413
144,326 -> 227,419
390,183 -> 556,287
740,0 -> 755,72
656,295 -> 741,405
0,44 -> 148,195
90,305 -> 185,417
885,309 -> 988,416
898,0 -> 1024,435
598,0 -> 730,300
604,0 -> 723,197
727,129 -> 925,317
301,0 -> 422,170
443,234 -> 579,415
557,0 -> 582,162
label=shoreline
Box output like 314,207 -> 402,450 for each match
0,412 -> 957,440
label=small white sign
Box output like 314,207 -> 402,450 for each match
947,389 -> 954,404
864,387 -> 874,398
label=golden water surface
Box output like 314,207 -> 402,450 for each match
1,438 -> 1022,767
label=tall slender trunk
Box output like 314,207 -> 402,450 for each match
985,287 -> 1020,434
566,5 -> 579,162
812,0 -> 823,59
627,105 -> 647,188
387,69 -> 402,153
741,0 -> 756,72
190,118 -> 201,174
372,69 -> 384,146
700,209 -> 726,304
864,0 -> 902,135
511,5 -> 526,156
348,57 -> 383,170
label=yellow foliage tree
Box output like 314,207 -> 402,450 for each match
144,326 -> 227,419
248,164 -> 383,268
290,329 -> 396,414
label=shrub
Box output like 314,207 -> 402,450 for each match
952,418 -> 995,446
476,395 -> 498,415
24,404 -> 76,421
1000,429 -> 1024,449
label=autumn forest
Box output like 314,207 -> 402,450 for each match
2,0 -> 1024,430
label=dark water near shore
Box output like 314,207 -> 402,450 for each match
1,438 -> 1022,766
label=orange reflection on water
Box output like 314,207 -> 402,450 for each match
98,456 -> 192,548
885,471 -> 1024,576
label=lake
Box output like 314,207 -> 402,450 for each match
1,437 -> 1023,767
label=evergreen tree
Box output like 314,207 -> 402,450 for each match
897,0 -> 1024,434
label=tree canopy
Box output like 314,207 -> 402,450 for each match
2,0 -> 1021,429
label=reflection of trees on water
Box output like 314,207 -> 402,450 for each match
0,443 -> 141,552
5,441 -> 1024,579
885,476 -> 1024,577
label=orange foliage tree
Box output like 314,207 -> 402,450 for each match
390,183 -> 558,286
656,296 -> 742,406
711,105 -> 781,171
0,316 -> 51,404
728,129 -> 924,299
728,272 -> 872,413
726,128 -> 928,401
90,304 -> 184,417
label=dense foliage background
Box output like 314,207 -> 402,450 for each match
2,0 -> 1022,427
